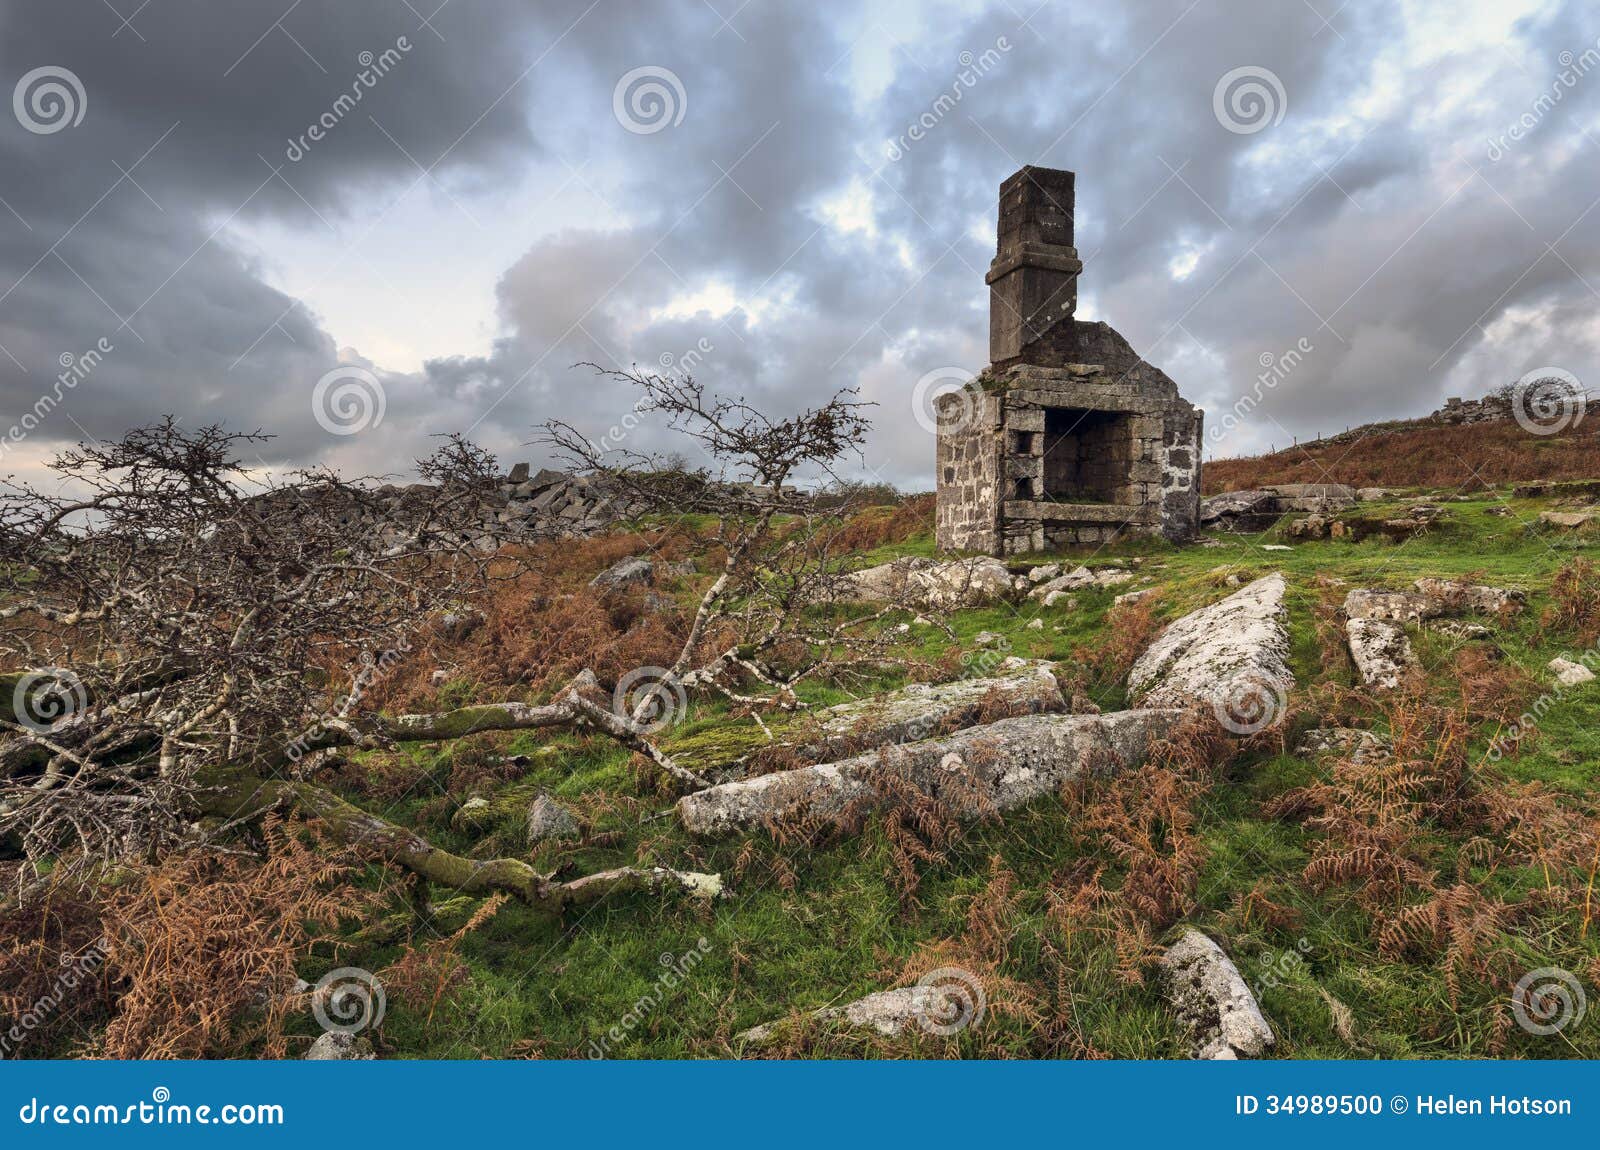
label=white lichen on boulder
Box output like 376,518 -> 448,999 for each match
796,662 -> 1065,761
1127,573 -> 1293,712
678,709 -> 1185,837
839,556 -> 1021,610
1161,927 -> 1275,1060
1345,617 -> 1416,689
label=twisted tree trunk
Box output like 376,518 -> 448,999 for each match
196,766 -> 722,914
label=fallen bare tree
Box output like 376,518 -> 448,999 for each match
0,420 -> 720,907
1,370 -> 929,911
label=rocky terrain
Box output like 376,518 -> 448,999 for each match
10,463 -> 1600,1063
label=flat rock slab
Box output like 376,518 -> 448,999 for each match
1346,580 -> 1523,623
841,556 -> 1021,610
1342,579 -> 1519,689
1344,589 -> 1434,622
1028,565 -> 1135,600
1550,657 -> 1596,687
1295,727 -> 1390,762
737,984 -> 960,1046
1161,928 -> 1275,1060
678,709 -> 1185,837
588,556 -> 654,592
1541,510 -> 1597,529
1127,573 -> 1293,716
1412,577 -> 1524,615
797,663 -> 1065,762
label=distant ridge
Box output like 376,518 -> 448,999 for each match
1204,398 -> 1600,493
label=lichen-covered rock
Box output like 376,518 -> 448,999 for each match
589,556 -> 655,593
841,556 -> 1020,610
678,709 -> 1185,837
1295,727 -> 1390,762
1127,574 -> 1293,714
437,608 -> 484,641
1413,578 -> 1524,615
1200,489 -> 1278,531
737,980 -> 982,1045
1549,657 -> 1596,687
1431,620 -> 1492,640
1344,589 -> 1435,623
526,793 -> 581,845
1287,515 -> 1330,540
450,795 -> 491,831
1267,483 -> 1356,511
797,663 -> 1065,760
1346,580 -> 1522,625
1028,565 -> 1134,600
1161,928 -> 1275,1060
305,1031 -> 376,1060
1540,510 -> 1596,529
1346,617 -> 1415,689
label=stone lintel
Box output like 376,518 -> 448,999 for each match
1003,500 -> 1155,524
1008,387 -> 1186,416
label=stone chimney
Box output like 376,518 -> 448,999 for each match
934,165 -> 1203,554
986,166 -> 1083,369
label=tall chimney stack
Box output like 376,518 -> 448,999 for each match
985,166 -> 1082,369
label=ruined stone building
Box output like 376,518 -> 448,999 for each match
935,166 -> 1202,554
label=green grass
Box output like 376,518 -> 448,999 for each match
302,490 -> 1600,1060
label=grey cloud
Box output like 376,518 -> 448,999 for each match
3,0 -> 1598,491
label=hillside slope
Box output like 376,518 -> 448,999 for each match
1205,417 -> 1600,493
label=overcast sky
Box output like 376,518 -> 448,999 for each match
1,0 -> 1597,489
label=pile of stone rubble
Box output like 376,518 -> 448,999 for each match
1200,483 -> 1356,533
253,464 -> 807,552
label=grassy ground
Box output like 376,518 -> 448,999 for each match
293,488 -> 1600,1060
